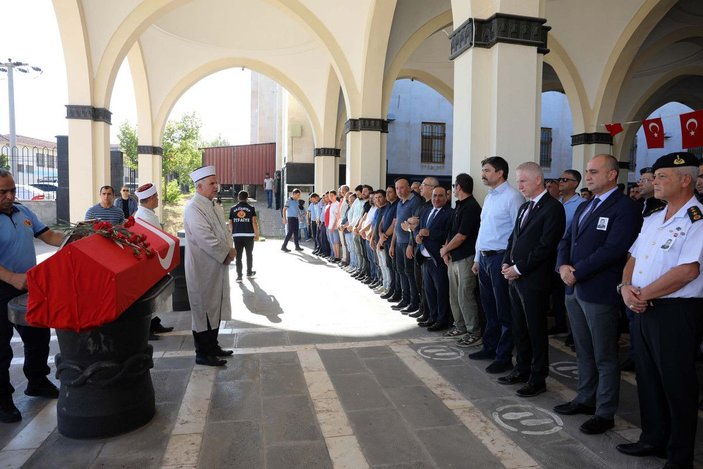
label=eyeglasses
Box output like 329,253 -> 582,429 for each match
558,178 -> 577,183
121,189 -> 129,192
638,178 -> 653,184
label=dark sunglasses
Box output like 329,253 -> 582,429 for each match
558,178 -> 577,183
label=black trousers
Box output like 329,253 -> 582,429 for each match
234,237 -> 255,276
421,259 -> 449,325
509,281 -> 549,385
192,316 -> 220,358
0,283 -> 50,397
282,217 -> 300,248
311,220 -> 319,250
633,298 -> 702,465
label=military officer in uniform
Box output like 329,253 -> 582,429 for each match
616,152 -> 703,469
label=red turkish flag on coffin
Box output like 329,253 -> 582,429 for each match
642,118 -> 665,149
25,219 -> 179,332
680,110 -> 703,149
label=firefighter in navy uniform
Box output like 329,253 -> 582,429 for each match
228,190 -> 259,283
616,152 -> 703,469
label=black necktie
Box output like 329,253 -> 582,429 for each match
520,201 -> 534,229
426,208 -> 438,228
579,197 -> 601,228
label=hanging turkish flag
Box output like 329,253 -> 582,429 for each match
642,118 -> 665,148
680,110 -> 703,148
605,123 -> 624,137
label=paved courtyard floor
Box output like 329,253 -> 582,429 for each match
2,236 -> 703,468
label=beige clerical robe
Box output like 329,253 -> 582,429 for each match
183,193 -> 232,331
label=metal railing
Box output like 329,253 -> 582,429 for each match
1,144 -> 58,200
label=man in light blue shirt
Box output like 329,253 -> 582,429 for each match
470,156 -> 525,373
548,169 -> 586,336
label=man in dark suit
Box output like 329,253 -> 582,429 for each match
415,186 -> 453,331
498,162 -> 565,397
554,154 -> 642,434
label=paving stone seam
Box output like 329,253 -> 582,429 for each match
0,401 -> 57,469
297,349 -> 369,469
390,344 -> 540,469
161,366 -> 217,467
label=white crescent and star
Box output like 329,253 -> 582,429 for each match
648,122 -> 660,137
686,117 -> 698,136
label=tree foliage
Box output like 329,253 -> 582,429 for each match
162,112 -> 203,189
117,121 -> 138,169
205,134 -> 230,147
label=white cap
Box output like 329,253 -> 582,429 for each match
190,165 -> 216,183
135,183 -> 157,200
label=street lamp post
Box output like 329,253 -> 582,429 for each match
0,59 -> 43,175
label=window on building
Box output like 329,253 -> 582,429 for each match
628,140 -> 637,172
36,152 -> 55,168
420,122 -> 445,164
539,127 -> 552,168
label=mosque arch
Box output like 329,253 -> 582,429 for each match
153,59 -> 322,148
382,10 -> 453,117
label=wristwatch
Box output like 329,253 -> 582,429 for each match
616,282 -> 631,295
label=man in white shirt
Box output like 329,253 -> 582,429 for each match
134,183 -> 161,227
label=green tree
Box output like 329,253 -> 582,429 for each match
162,112 -> 203,189
117,121 -> 138,169
205,134 -> 230,147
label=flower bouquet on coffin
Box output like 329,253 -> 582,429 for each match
26,216 -> 180,332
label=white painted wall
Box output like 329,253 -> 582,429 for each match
541,91 -> 574,179
386,79 -> 453,177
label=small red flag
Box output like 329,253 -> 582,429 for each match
605,123 -> 623,137
680,110 -> 703,149
642,118 -> 665,149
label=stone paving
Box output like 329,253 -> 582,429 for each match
2,236 -> 703,468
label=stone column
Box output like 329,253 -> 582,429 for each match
314,148 -> 340,193
65,105 -> 112,222
137,145 -> 164,220
450,9 -> 550,201
344,118 -> 387,189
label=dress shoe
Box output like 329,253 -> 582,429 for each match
615,442 -> 667,459
214,347 -> 234,357
516,382 -> 546,397
148,333 -> 160,341
196,355 -> 227,367
0,396 -> 21,423
25,377 -> 59,398
485,360 -> 513,374
400,304 -> 419,314
418,320 -> 434,328
546,326 -> 567,335
247,271 -> 256,278
281,246 -> 291,252
380,291 -> 395,300
579,416 -> 614,434
362,277 -> 373,285
619,358 -> 635,372
408,311 -> 424,318
152,323 -> 174,334
387,295 -> 402,303
295,246 -> 304,251
391,302 -> 409,311
497,370 -> 530,385
428,323 -> 449,332
564,333 -> 574,346
469,349 -> 496,361
553,401 -> 595,416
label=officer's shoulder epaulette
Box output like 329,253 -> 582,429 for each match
687,205 -> 703,223
644,204 -> 665,217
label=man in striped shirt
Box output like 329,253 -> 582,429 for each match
85,186 -> 125,224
